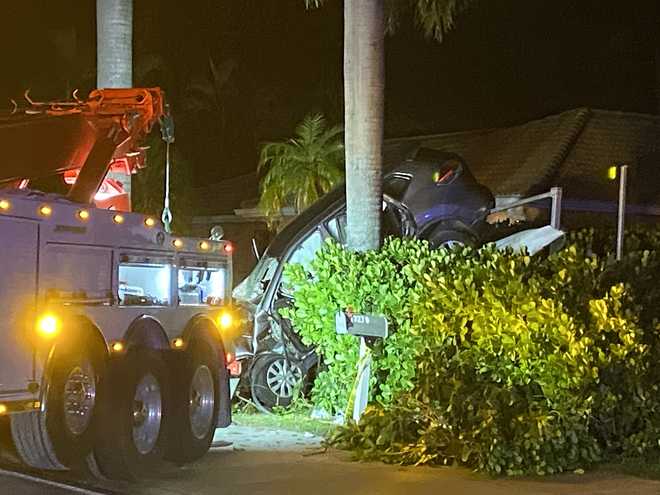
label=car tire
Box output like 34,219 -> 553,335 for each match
11,330 -> 105,470
426,229 -> 476,250
250,353 -> 303,413
93,349 -> 171,480
165,339 -> 221,464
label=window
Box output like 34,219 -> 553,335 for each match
325,211 -> 347,245
287,229 -> 323,270
178,263 -> 229,306
281,228 -> 323,293
118,261 -> 171,306
383,175 -> 411,201
232,255 -> 277,302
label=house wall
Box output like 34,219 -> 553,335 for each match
191,216 -> 273,287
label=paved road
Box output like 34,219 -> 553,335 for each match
3,424 -> 660,495
0,468 -> 109,495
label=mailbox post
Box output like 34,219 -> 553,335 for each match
335,310 -> 388,422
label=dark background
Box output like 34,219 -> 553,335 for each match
1,0 -> 658,186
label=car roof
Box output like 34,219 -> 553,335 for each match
385,149 -> 465,176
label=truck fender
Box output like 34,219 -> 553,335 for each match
42,315 -> 108,385
181,314 -> 227,365
123,315 -> 170,351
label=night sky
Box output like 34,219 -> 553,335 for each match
1,0 -> 658,186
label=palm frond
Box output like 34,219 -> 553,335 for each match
258,113 -> 345,225
304,0 -> 324,8
413,0 -> 473,41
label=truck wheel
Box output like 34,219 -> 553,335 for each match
165,340 -> 221,464
93,349 -> 171,480
250,353 -> 303,412
11,332 -> 104,470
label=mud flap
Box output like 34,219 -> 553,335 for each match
216,367 -> 232,428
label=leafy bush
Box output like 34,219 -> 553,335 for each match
284,227 -> 660,476
283,238 -> 431,413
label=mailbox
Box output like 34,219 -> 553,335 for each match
335,310 -> 388,422
335,311 -> 388,339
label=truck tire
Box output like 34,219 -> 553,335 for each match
93,349 -> 171,480
10,411 -> 66,471
11,332 -> 104,470
165,339 -> 221,464
250,353 -> 303,412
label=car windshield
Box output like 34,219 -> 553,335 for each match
232,255 -> 277,303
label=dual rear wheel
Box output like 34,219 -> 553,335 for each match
11,334 -> 225,480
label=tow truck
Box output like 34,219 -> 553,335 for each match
0,88 -> 241,479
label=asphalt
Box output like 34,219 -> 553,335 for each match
2,422 -> 660,495
0,468 -> 108,495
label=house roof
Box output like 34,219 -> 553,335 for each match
193,107 -> 660,216
387,108 -> 660,204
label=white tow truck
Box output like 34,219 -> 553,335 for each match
0,88 -> 242,479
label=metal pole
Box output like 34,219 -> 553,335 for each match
550,187 -> 562,229
616,165 -> 628,261
353,337 -> 371,422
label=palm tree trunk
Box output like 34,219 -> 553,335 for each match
344,0 -> 385,252
96,0 -> 133,88
97,0 -> 133,203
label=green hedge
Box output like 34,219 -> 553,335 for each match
284,226 -> 660,475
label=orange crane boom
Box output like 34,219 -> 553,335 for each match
0,88 -> 164,206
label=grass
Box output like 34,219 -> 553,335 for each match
232,403 -> 338,437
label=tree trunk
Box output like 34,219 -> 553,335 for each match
97,0 -> 133,203
96,0 -> 133,88
344,0 -> 385,252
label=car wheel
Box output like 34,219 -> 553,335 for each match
93,349 -> 171,480
165,339 -> 221,464
426,229 -> 476,250
250,354 -> 303,412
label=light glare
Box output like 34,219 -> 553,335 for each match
37,314 -> 58,337
218,312 -> 233,329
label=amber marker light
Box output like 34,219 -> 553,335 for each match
36,314 -> 59,338
199,241 -> 210,251
608,165 -> 618,181
39,205 -> 52,217
607,165 -> 619,180
0,199 -> 10,211
173,239 -> 184,249
110,341 -> 124,353
113,214 -> 125,224
77,209 -> 90,221
144,217 -> 157,228
0,404 -> 7,415
171,337 -> 185,349
217,311 -> 233,330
